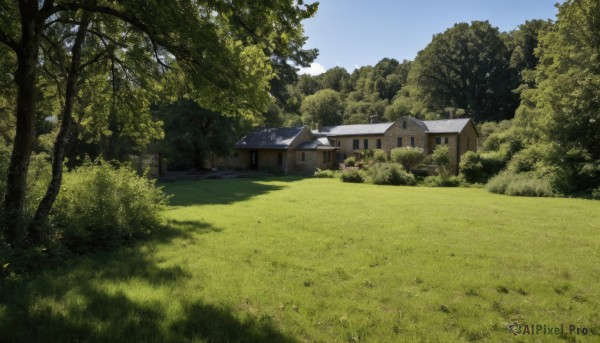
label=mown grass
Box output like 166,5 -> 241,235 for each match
1,177 -> 599,342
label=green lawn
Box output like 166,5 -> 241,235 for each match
1,178 -> 599,342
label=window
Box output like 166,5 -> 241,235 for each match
402,121 -> 407,129
338,141 -> 341,147
277,153 -> 283,167
411,137 -> 415,147
364,139 -> 369,149
444,137 -> 449,144
323,151 -> 327,162
353,139 -> 359,149
397,137 -> 402,147
301,152 -> 305,162
376,139 -> 382,149
435,137 -> 441,145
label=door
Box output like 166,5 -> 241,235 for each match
250,150 -> 258,170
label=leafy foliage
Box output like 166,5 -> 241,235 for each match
431,145 -> 451,178
459,151 -> 484,183
340,169 -> 365,183
313,168 -> 338,178
390,147 -> 424,171
52,162 -> 168,254
366,163 -> 416,186
301,89 -> 344,126
407,21 -> 516,122
154,100 -> 241,170
487,172 -> 553,197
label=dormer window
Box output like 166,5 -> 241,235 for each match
402,121 -> 407,129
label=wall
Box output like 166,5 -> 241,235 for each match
384,118 -> 429,153
427,134 -> 459,174
295,149 -> 336,174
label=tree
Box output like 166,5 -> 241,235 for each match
0,0 -> 317,245
301,89 -> 344,126
320,66 -> 350,93
514,0 -> 600,193
407,21 -> 516,122
505,19 -> 553,80
155,100 -> 240,171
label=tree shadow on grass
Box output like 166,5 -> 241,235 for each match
0,221 -> 297,343
162,177 -> 304,207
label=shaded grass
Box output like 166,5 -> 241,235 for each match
1,178 -> 600,342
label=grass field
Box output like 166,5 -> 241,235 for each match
1,177 -> 599,342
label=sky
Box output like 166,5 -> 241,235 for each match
299,0 -> 562,75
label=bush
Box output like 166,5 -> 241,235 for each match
52,161 -> 169,254
313,168 -> 337,178
431,145 -> 451,178
356,161 -> 365,169
344,156 -> 356,167
593,187 -> 600,200
372,149 -> 387,163
367,163 -> 416,186
479,151 -> 507,178
459,151 -> 484,183
487,172 -> 553,197
424,175 -> 462,187
340,169 -> 364,183
390,147 -> 424,171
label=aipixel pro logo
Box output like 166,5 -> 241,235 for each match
506,323 -> 592,336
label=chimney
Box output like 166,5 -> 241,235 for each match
315,122 -> 322,131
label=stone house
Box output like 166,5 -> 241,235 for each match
314,116 -> 479,174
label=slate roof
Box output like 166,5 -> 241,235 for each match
236,127 -> 305,149
423,118 -> 472,134
312,118 -> 473,136
295,137 -> 335,150
313,122 -> 396,137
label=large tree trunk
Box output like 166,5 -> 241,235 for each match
2,2 -> 42,246
28,14 -> 92,243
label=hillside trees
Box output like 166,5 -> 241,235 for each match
0,0 -> 318,246
301,89 -> 344,126
407,21 -> 517,122
512,0 -> 600,193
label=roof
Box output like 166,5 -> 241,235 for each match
422,118 -> 472,134
313,118 -> 473,137
236,127 -> 305,149
314,122 -> 395,136
295,137 -> 335,150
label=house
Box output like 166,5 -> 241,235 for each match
214,116 -> 478,175
212,126 -> 336,173
314,116 -> 478,174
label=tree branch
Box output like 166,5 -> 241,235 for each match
0,28 -> 18,51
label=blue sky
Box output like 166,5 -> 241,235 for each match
299,0 -> 562,75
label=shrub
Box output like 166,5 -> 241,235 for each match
390,147 -> 424,171
356,161 -> 365,169
313,168 -> 337,178
52,161 -> 169,254
479,151 -> 507,178
360,149 -> 374,162
487,172 -> 553,197
372,149 -> 387,163
344,156 -> 356,167
424,175 -> 462,187
367,163 -> 416,186
431,145 -> 451,178
593,187 -> 600,200
340,169 -> 364,183
459,151 -> 484,183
